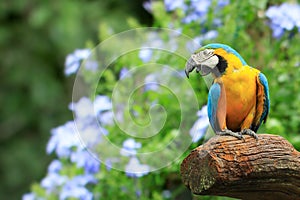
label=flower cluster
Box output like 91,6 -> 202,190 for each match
64,49 -> 99,76
120,138 -> 151,177
143,0 -> 229,48
161,0 -> 230,26
23,95 -> 113,199
163,0 -> 230,23
23,0 -> 233,199
189,105 -> 209,142
266,3 -> 300,38
64,49 -> 91,76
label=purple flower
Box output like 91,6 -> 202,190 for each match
71,150 -> 100,174
98,111 -> 114,126
67,96 -> 112,149
41,173 -> 67,192
202,30 -> 218,40
47,121 -> 80,158
76,124 -> 103,147
48,159 -> 62,173
61,186 -> 93,200
120,138 -> 141,157
69,95 -> 113,128
164,0 -> 186,11
60,175 -> 96,200
191,0 -> 211,15
144,74 -> 160,91
182,0 -> 211,23
22,193 -> 36,200
125,157 -> 150,178
182,12 -> 200,24
119,67 -> 129,79
217,0 -> 230,7
143,1 -> 153,13
266,3 -> 300,38
84,60 -> 98,71
65,49 -> 91,76
69,97 -> 95,119
189,105 -> 209,142
139,48 -> 153,63
94,95 -> 112,114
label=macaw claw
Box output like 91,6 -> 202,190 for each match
216,129 -> 244,140
241,129 -> 258,140
216,129 -> 258,141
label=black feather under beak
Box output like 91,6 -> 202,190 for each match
185,57 -> 197,78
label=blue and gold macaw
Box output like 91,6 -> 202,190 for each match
185,43 -> 270,140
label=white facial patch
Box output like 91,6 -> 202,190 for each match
199,55 -> 219,69
191,49 -> 215,65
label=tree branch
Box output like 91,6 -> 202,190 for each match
180,134 -> 300,200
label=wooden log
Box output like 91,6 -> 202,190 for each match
180,134 -> 300,200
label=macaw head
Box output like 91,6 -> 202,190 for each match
185,43 -> 247,78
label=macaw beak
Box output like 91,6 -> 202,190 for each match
185,57 -> 197,78
185,50 -> 219,78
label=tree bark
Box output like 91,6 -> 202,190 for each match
180,134 -> 300,200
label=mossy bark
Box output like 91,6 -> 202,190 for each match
181,134 -> 300,200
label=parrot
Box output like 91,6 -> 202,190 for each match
185,43 -> 270,140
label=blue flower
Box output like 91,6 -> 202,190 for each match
65,49 -> 91,76
48,159 -> 62,173
69,95 -> 113,129
84,60 -> 98,72
144,74 -> 160,91
70,150 -> 100,174
120,138 -> 141,157
189,105 -> 209,142
76,123 -> 103,148
182,12 -> 200,24
182,0 -> 211,23
94,95 -> 112,114
22,193 -> 36,200
98,110 -> 114,126
47,121 -> 80,158
69,97 -> 95,119
139,48 -> 153,63
217,0 -> 230,7
60,175 -> 96,200
266,3 -> 300,38
143,1 -> 153,13
68,96 -> 112,149
164,0 -> 186,12
41,173 -> 67,192
191,0 -> 211,15
202,30 -> 218,40
119,67 -> 129,79
125,157 -> 150,178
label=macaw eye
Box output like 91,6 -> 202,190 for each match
203,49 -> 209,56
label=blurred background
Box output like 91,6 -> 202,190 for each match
1,0 -> 300,200
0,1 -> 151,199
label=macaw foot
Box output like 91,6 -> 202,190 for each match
216,129 -> 243,140
240,129 -> 258,140
216,129 -> 258,140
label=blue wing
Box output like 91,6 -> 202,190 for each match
259,73 -> 270,123
251,72 -> 270,132
207,83 -> 222,132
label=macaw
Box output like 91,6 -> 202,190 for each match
185,43 -> 270,140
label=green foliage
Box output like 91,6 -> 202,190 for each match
4,0 -> 300,200
0,0 -> 151,199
